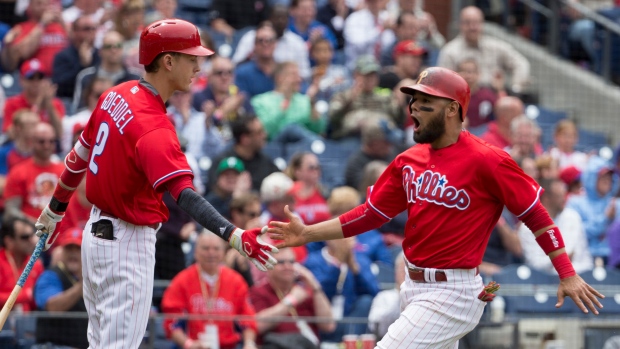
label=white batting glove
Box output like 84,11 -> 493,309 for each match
35,206 -> 64,251
228,226 -> 279,272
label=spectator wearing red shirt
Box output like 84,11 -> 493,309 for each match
250,247 -> 334,346
3,59 -> 65,137
0,217 -> 44,312
480,95 -> 524,149
60,178 -> 90,231
162,231 -> 258,349
4,122 -> 64,223
0,0 -> 67,75
456,57 -> 501,129
285,152 -> 331,226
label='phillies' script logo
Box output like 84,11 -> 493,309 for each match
402,166 -> 470,210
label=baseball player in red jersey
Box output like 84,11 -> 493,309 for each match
269,67 -> 604,348
32,19 -> 278,349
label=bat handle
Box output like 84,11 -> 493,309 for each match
0,286 -> 23,330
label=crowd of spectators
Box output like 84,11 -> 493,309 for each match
0,0 -> 619,347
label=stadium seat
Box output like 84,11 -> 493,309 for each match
525,105 -> 567,126
576,129 -> 609,153
262,141 -> 285,161
0,71 -> 22,98
13,316 -> 36,349
153,317 -> 175,349
492,264 -> 577,317
578,267 -> 620,316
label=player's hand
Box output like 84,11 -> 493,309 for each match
267,205 -> 308,248
556,274 -> 604,315
35,206 -> 65,251
228,226 -> 279,272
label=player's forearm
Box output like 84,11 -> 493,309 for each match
303,217 -> 345,243
177,188 -> 236,240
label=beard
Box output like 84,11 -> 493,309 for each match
413,109 -> 446,144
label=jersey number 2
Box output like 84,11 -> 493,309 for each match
89,123 -> 110,174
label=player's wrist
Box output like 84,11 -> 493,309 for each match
552,253 -> 576,279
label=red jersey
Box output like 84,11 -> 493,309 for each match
4,158 -> 65,220
161,265 -> 256,348
10,21 -> 68,76
79,80 -> 193,225
0,248 -> 44,312
3,94 -> 66,132
366,131 -> 541,269
289,182 -> 331,225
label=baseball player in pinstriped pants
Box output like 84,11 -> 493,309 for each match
269,67 -> 604,348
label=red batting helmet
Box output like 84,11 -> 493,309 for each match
139,19 -> 214,66
400,67 -> 470,120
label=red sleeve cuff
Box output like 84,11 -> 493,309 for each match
165,175 -> 195,200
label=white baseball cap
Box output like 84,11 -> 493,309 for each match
260,172 -> 294,203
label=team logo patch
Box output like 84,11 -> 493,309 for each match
130,86 -> 139,94
402,166 -> 470,210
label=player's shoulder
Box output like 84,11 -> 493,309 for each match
463,131 -> 513,162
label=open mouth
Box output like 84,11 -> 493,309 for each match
412,116 -> 421,131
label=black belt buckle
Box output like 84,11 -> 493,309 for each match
92,219 -> 114,240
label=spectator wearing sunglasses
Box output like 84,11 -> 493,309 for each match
72,30 -> 141,113
205,157 -> 252,218
51,16 -> 100,100
0,217 -> 43,312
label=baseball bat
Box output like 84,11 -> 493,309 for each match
0,233 -> 48,330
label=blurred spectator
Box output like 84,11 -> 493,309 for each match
113,0 -> 146,72
161,231 -> 258,349
177,0 -> 213,29
0,0 -> 67,75
208,115 -> 279,192
192,56 -> 253,134
303,235 -> 379,340
252,61 -> 325,141
480,96 -> 524,149
72,30 -> 141,113
456,57 -> 499,129
3,59 -> 65,137
52,16 -> 99,100
225,192 -> 263,286
567,156 -> 620,264
63,77 -> 114,154
379,40 -> 426,90
328,55 -> 402,139
518,178 -> 593,274
535,154 -> 560,181
4,123 -> 64,223
316,0 -> 353,52
380,11 -> 418,66
288,0 -> 338,50
506,115 -> 542,163
560,165 -> 583,197
479,210 -> 523,277
344,119 -> 397,190
250,247 -> 335,347
437,6 -> 530,94
343,0 -> 395,71
608,213 -> 620,269
564,0 -> 614,68
61,178 -> 91,231
233,6 -> 311,79
190,29 -> 217,94
368,252 -> 405,338
547,119 -> 588,171
306,38 -> 351,103
210,0 -> 270,47
234,23 -> 277,99
205,157 -> 252,217
62,0 -> 108,24
33,227 -> 88,349
145,0 -> 178,24
0,217 -> 43,312
0,110 -> 39,176
285,152 -> 331,225
155,192 -> 196,280
518,156 -> 540,182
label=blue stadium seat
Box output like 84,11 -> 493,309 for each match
525,105 -> 567,126
492,264 -> 577,317
262,141 -> 285,161
153,317 -> 175,349
13,316 -> 36,349
578,268 -> 620,316
576,129 -> 608,153
0,71 -> 22,97
373,261 -> 395,290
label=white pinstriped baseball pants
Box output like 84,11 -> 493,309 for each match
376,262 -> 487,349
81,206 -> 159,349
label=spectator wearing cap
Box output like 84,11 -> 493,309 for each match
205,157 -> 251,218
207,115 -> 279,192
560,165 -> 583,198
328,55 -> 402,140
0,217 -> 43,312
2,58 -> 65,138
33,227 -> 88,348
251,61 -> 325,142
51,15 -> 100,100
0,0 -> 67,75
567,156 -> 620,264
456,57 -> 499,130
288,0 -> 338,51
379,39 -> 426,90
344,118 -> 398,190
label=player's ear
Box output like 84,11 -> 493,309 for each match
162,53 -> 174,71
445,101 -> 460,119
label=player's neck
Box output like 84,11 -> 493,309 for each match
430,126 -> 463,150
143,73 -> 173,103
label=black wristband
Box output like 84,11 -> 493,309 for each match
49,197 -> 69,213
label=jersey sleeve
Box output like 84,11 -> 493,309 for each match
78,111 -> 96,149
135,128 -> 193,192
485,157 -> 542,218
365,159 -> 408,220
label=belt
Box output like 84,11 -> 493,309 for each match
99,210 -> 160,230
407,266 -> 479,283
